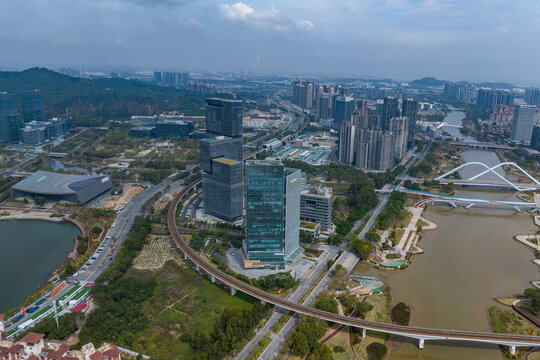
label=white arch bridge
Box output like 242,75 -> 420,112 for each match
435,162 -> 540,191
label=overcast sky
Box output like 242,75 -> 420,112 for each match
1,0 -> 539,84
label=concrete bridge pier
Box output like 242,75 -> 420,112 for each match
195,264 -> 200,272
230,287 -> 236,296
450,202 -> 457,208
184,253 -> 188,260
362,328 -> 367,339
465,203 -> 474,209
418,338 -> 425,349
211,274 -> 216,283
514,206 -> 522,212
509,346 -> 516,355
261,300 -> 266,305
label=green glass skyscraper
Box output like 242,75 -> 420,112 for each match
244,160 -> 303,268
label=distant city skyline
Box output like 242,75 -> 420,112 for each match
2,1 -> 540,85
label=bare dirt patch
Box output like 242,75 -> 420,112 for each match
101,184 -> 145,210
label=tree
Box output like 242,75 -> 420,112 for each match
366,342 -> 387,360
314,297 -> 339,314
291,331 -> 310,356
308,343 -> 333,360
300,230 -> 315,243
365,230 -> 380,243
355,302 -> 374,317
327,234 -> 344,245
351,238 -> 373,259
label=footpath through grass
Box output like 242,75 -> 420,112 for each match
126,260 -> 256,360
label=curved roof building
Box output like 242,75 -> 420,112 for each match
11,170 -> 112,205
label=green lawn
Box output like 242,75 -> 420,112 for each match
489,307 -> 537,335
125,261 -> 256,360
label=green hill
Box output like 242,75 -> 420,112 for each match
0,68 -> 208,125
410,77 -> 449,88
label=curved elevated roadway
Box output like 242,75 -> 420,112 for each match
168,180 -> 540,355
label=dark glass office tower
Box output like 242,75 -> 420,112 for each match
19,90 -> 45,123
0,94 -> 24,143
244,160 -> 302,267
205,98 -> 243,138
201,98 -> 244,221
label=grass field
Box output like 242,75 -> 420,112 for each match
489,307 -> 537,335
126,260 -> 256,359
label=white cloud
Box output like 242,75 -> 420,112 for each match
220,2 -> 255,22
219,2 -> 295,31
297,20 -> 314,32
497,26 -> 510,33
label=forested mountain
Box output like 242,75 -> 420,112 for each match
0,68 -> 208,124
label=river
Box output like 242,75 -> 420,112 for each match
354,126 -> 540,358
0,219 -> 80,312
440,108 -> 477,143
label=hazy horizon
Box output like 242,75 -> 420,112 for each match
2,0 -> 540,86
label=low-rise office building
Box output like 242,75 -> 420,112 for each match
300,185 -> 333,232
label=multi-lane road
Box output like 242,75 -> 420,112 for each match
5,174 -> 188,336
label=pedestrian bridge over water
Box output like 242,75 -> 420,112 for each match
386,188 -> 538,211
435,162 -> 540,191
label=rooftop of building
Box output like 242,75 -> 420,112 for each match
245,159 -> 283,166
301,185 -> 333,198
213,157 -> 240,165
206,97 -> 243,105
131,126 -> 154,131
12,171 -> 110,196
20,332 -> 45,345
156,119 -> 190,125
201,135 -> 232,143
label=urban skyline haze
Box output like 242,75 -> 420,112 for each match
1,0 -> 540,85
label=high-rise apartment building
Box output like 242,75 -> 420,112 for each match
525,88 -> 540,106
389,116 -> 409,160
511,105 -> 537,144
338,110 -> 407,171
300,185 -> 333,232
338,121 -> 356,164
477,89 -> 514,110
292,80 -> 315,109
0,94 -> 24,144
443,84 -> 476,103
200,98 -> 244,221
318,92 -> 331,120
244,160 -> 303,267
304,81 -> 314,109
382,97 -> 399,131
19,90 -> 45,123
401,99 -> 419,149
154,71 -> 190,86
